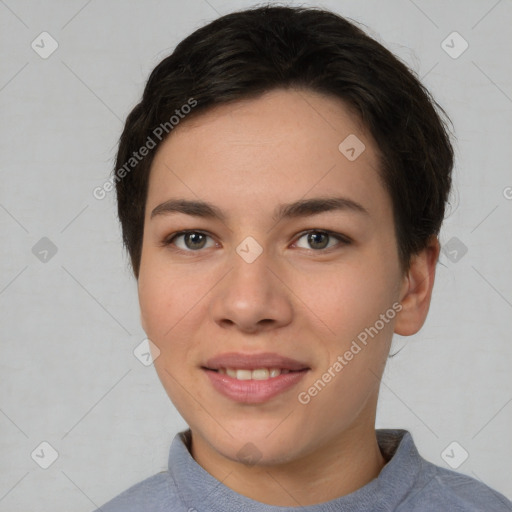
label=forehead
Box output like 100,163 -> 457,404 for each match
146,88 -> 388,222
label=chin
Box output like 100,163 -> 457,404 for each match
220,436 -> 303,467
196,418 -> 312,466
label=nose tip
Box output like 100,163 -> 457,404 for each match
210,255 -> 294,334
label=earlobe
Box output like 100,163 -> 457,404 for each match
394,237 -> 440,336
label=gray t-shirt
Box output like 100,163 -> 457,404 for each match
94,429 -> 512,511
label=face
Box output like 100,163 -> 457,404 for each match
138,88 -> 406,466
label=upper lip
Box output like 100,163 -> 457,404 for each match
203,352 -> 309,371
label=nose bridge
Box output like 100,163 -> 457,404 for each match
227,241 -> 275,305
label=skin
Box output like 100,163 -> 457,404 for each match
137,88 -> 439,506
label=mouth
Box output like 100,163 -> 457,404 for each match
202,352 -> 310,403
205,367 -> 305,380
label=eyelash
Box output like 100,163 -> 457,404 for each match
161,229 -> 352,254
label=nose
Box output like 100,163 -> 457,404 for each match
209,249 -> 294,334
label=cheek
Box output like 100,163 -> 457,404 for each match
138,251 -> 201,340
295,264 -> 397,432
138,273 -> 173,340
137,263 -> 205,402
137,254 -> 214,391
299,259 -> 398,339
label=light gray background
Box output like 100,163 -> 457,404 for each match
1,0 -> 511,510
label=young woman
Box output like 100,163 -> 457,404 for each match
96,5 -> 512,510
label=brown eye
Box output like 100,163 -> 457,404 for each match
307,231 -> 329,250
295,230 -> 349,251
183,232 -> 207,250
166,231 -> 215,251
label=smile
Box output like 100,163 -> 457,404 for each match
202,352 -> 310,403
217,368 -> 293,380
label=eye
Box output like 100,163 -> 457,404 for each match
164,231 -> 216,252
294,230 -> 350,251
162,229 -> 350,253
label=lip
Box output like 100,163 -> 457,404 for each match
203,352 -> 309,371
204,369 -> 308,404
202,352 -> 310,404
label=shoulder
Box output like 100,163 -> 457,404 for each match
403,458 -> 512,511
92,470 -> 185,512
376,430 -> 511,512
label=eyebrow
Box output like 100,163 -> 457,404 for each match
150,196 -> 369,222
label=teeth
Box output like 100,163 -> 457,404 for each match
252,369 -> 269,380
236,369 -> 252,380
221,368 -> 287,380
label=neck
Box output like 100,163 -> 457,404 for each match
190,423 -> 386,506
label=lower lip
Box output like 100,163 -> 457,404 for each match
204,369 -> 308,404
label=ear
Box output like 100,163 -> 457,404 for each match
394,236 -> 440,336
